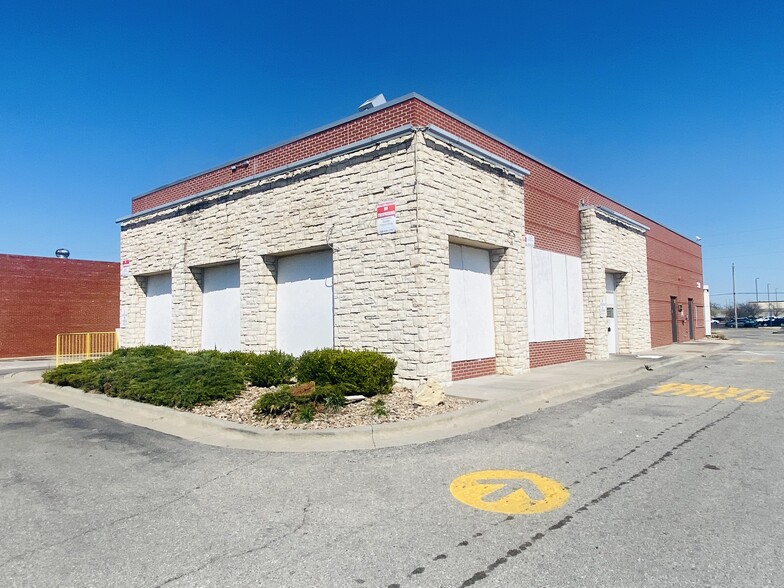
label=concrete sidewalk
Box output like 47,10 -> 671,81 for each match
1,339 -> 730,452
0,356 -> 55,375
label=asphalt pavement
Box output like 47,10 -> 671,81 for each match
0,329 -> 781,587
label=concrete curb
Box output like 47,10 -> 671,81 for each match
2,342 -> 731,453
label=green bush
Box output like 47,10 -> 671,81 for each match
247,350 -> 297,388
220,350 -> 296,387
43,346 -> 245,409
253,388 -> 297,416
296,349 -> 396,397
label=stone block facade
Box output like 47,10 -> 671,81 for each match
580,206 -> 651,359
119,129 -> 527,383
121,92 -> 704,380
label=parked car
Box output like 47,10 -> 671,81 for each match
772,317 -> 784,327
725,317 -> 759,328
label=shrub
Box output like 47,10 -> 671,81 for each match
247,350 -> 297,387
43,346 -> 245,409
296,349 -> 396,397
43,360 -> 103,390
253,388 -> 297,416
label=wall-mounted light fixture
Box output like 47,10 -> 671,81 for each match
230,160 -> 250,172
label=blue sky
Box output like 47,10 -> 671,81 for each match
1,1 -> 781,307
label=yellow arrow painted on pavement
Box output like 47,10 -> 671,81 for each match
450,470 -> 569,515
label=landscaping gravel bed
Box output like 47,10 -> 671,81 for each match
188,385 -> 477,430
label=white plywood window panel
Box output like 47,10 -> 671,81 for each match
277,250 -> 334,356
565,256 -> 585,339
531,248 -> 555,342
529,249 -> 584,342
145,273 -> 172,346
525,245 -> 535,341
551,253 -> 571,339
201,263 -> 241,351
449,244 -> 496,362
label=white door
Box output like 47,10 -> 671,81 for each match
145,273 -> 172,345
605,273 -> 618,355
201,264 -> 241,351
277,250 -> 333,356
449,244 -> 495,361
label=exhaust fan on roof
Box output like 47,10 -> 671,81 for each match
358,94 -> 386,111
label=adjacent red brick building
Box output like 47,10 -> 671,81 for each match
0,254 -> 119,358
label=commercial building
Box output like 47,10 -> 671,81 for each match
118,94 -> 704,382
0,254 -> 119,358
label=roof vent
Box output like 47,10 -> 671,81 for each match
55,248 -> 70,259
358,93 -> 387,111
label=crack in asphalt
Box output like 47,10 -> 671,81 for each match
454,404 -> 743,587
153,495 -> 312,587
0,455 -> 268,570
567,400 -> 724,488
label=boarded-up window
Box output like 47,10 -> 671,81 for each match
202,264 -> 241,351
145,273 -> 172,346
526,248 -> 585,342
449,244 -> 495,361
277,250 -> 333,356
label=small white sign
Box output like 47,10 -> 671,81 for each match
377,201 -> 396,235
525,234 -> 535,248
119,307 -> 128,328
121,259 -> 131,278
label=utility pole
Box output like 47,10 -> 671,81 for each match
755,277 -> 760,315
768,283 -> 772,318
732,263 -> 738,328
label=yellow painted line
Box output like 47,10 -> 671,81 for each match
652,383 -> 773,403
450,470 -> 569,515
737,358 -> 776,363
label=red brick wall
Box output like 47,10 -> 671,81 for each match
0,255 -> 120,358
132,96 -> 704,350
529,339 -> 586,368
131,101 -> 417,213
452,357 -> 496,381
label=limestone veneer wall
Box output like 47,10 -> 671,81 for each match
119,130 -> 527,382
580,207 -> 651,359
414,133 -> 527,380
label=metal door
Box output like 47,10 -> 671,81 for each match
605,273 -> 618,354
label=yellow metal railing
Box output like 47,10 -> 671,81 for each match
55,332 -> 119,366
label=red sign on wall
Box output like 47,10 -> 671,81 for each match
377,201 -> 396,235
